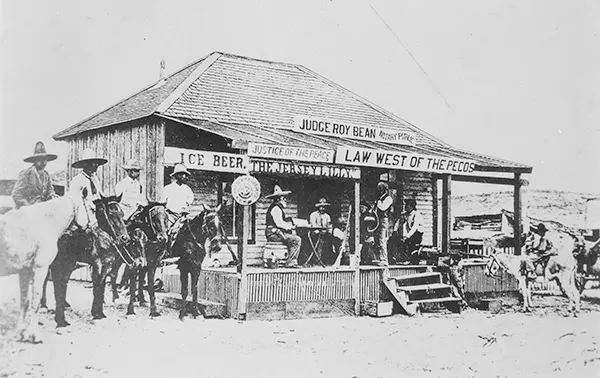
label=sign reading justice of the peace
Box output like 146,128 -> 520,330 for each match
164,147 -> 249,174
247,143 -> 334,163
293,115 -> 416,146
250,159 -> 361,179
335,146 -> 478,175
231,175 -> 261,205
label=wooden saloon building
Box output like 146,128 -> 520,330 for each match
53,52 -> 532,319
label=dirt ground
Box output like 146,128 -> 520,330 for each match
1,277 -> 600,378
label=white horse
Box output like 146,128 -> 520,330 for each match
484,231 -> 581,316
0,193 -> 89,343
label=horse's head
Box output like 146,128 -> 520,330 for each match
94,194 -> 131,245
190,204 -> 222,255
139,202 -> 168,244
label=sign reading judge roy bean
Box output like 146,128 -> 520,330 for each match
335,146 -> 478,175
293,115 -> 416,146
164,147 -> 249,174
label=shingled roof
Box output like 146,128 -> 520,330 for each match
53,51 -> 532,172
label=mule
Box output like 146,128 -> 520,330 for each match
171,204 -> 221,320
575,238 -> 600,293
109,202 -> 169,317
485,230 -> 581,316
45,195 -> 142,327
0,194 -> 89,343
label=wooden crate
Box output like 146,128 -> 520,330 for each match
361,300 -> 393,317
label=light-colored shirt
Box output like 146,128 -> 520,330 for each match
377,194 -> 393,213
269,205 -> 294,231
69,172 -> 103,225
310,210 -> 332,232
403,209 -> 424,238
115,176 -> 147,219
162,182 -> 194,214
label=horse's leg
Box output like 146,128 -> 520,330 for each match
40,269 -> 51,310
137,267 -> 147,305
518,277 -> 531,312
52,264 -> 74,328
90,262 -> 106,320
17,268 -> 33,341
147,263 -> 161,317
190,268 -> 201,318
179,268 -> 189,320
562,270 -> 581,317
21,266 -> 50,343
109,260 -> 122,302
126,267 -> 137,316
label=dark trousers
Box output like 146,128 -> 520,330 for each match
266,227 -> 301,266
405,232 -> 423,264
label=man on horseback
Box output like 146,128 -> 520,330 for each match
524,223 -> 555,279
162,163 -> 194,245
115,159 -> 147,221
12,141 -> 58,209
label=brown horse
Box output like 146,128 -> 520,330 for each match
575,238 -> 600,293
109,202 -> 169,317
172,204 -> 221,320
45,195 -> 142,327
0,194 -> 89,343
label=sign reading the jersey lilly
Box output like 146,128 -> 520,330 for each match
165,147 -> 249,174
293,115 -> 416,146
250,159 -> 360,179
247,143 -> 334,163
335,146 -> 477,175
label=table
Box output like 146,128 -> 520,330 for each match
295,226 -> 328,267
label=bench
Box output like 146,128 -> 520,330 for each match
262,241 -> 288,268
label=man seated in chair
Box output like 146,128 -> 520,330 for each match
265,185 -> 301,268
401,198 -> 424,264
162,163 -> 194,245
524,223 -> 555,279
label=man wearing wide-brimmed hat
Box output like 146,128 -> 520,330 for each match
373,181 -> 394,266
400,198 -> 424,264
309,197 -> 333,264
524,222 -> 555,279
265,185 -> 301,268
115,159 -> 148,220
162,163 -> 195,239
12,141 -> 59,209
68,148 -> 108,225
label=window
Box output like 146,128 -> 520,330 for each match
218,176 -> 256,244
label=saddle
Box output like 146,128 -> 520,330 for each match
167,215 -> 188,249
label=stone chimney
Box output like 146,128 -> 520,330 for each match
159,60 -> 166,79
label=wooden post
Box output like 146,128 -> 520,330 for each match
432,177 -> 438,247
513,173 -> 522,255
441,175 -> 452,254
353,180 -> 361,315
236,203 -> 250,319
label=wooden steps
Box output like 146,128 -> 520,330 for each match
383,271 -> 462,316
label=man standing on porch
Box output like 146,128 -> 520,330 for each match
309,197 -> 333,264
374,181 -> 394,266
265,185 -> 301,268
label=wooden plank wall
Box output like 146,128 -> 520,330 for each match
396,171 -> 435,245
63,116 -> 165,201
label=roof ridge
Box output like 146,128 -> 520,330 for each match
215,51 -> 302,69
294,65 -> 451,148
53,53 -> 213,139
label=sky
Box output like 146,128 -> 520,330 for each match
1,0 -> 598,196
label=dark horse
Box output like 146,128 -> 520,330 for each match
109,202 -> 169,317
172,204 -> 221,320
42,195 -> 143,327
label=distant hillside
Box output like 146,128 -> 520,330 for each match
452,189 -> 600,230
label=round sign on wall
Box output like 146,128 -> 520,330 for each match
231,175 -> 261,206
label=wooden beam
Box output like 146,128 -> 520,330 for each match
441,175 -> 452,254
353,180 -> 361,316
513,173 -> 522,255
236,203 -> 250,319
474,165 -> 533,174
433,173 -> 529,186
432,177 -> 438,247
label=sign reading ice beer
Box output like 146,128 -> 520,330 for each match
293,115 -> 416,146
335,146 -> 477,175
165,147 -> 249,174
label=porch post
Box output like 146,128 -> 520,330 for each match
353,180 -> 361,315
441,175 -> 452,254
513,173 -> 522,255
432,177 -> 438,247
236,203 -> 250,319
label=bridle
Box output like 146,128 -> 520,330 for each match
485,254 -> 502,278
97,199 -> 138,268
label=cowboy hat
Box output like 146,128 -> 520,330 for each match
265,185 -> 291,199
170,163 -> 190,177
122,159 -> 142,170
537,223 -> 548,233
72,148 -> 107,169
24,141 -> 57,163
314,198 -> 330,208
